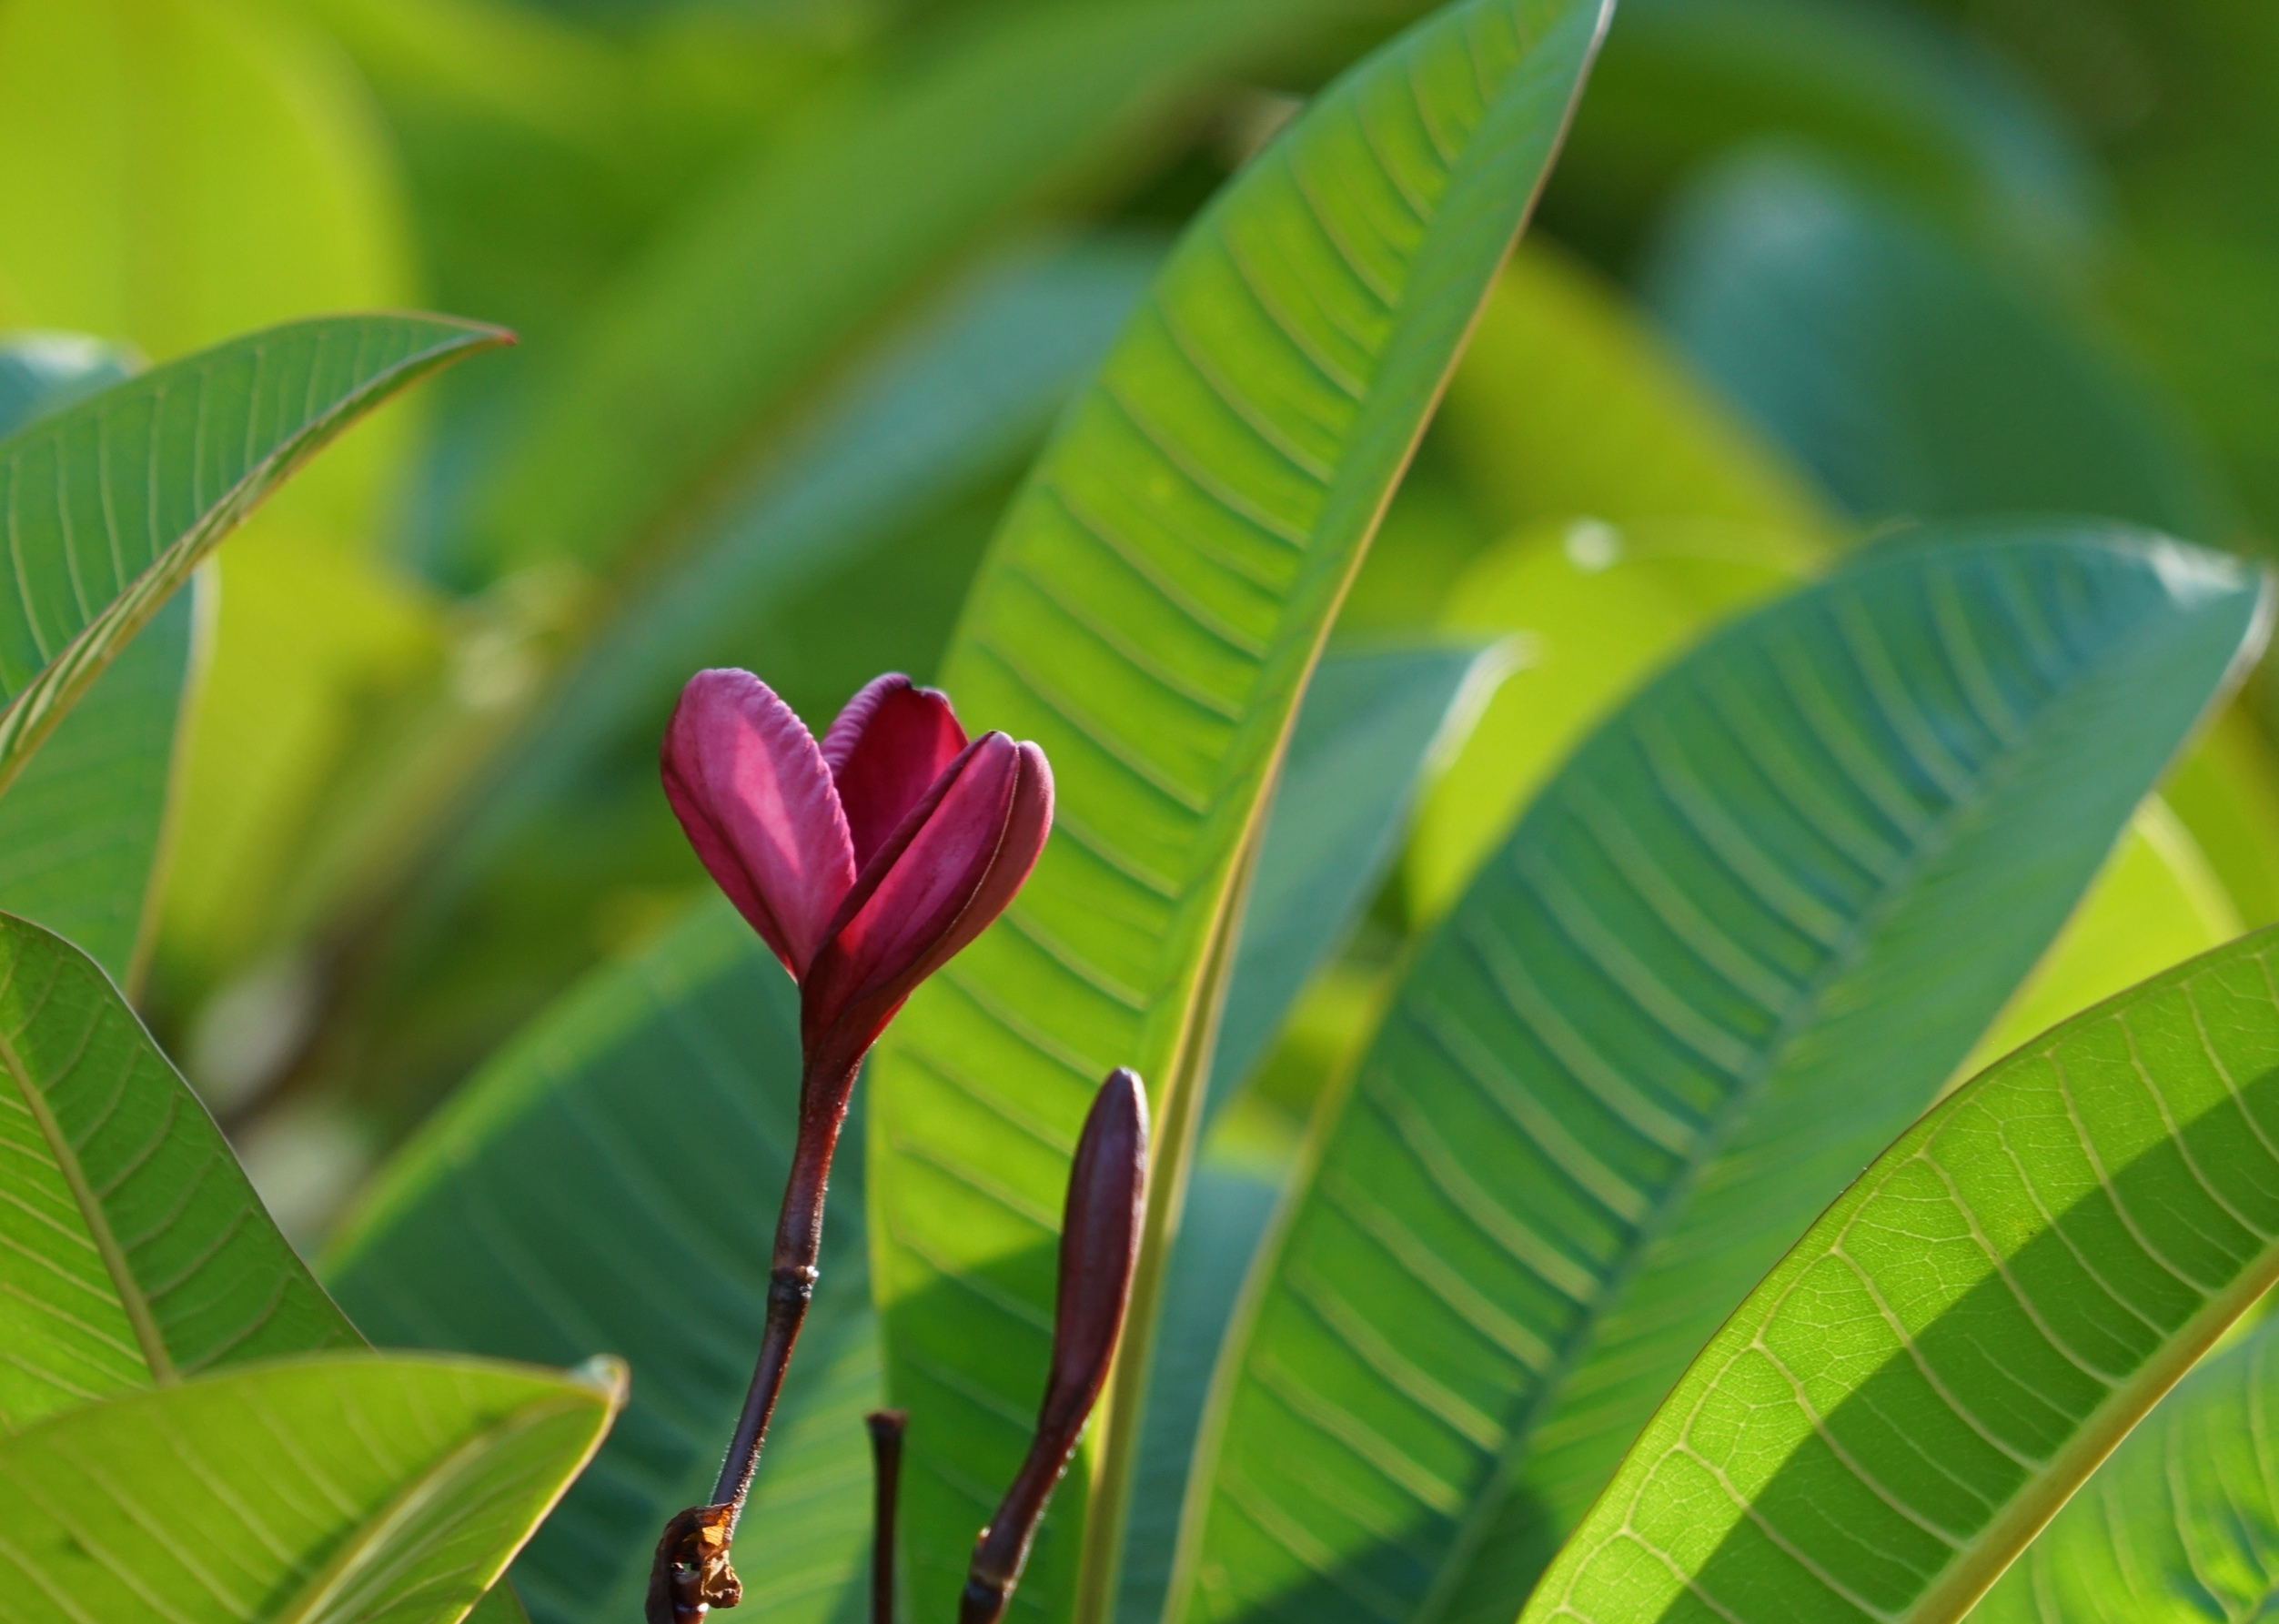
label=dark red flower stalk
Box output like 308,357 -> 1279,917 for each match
648,671 -> 1053,1624
961,1068 -> 1150,1624
868,1410 -> 908,1624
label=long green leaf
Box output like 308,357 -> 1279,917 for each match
469,0 -> 1364,579
0,335 -> 195,987
0,313 -> 504,795
0,1351 -> 622,1624
1522,924 -> 2279,1623
1972,1310 -> 2279,1621
328,899 -> 879,1624
1643,152 -> 2232,541
1179,527 -> 2270,1624
0,911 -> 358,1430
863,3 -> 1613,1618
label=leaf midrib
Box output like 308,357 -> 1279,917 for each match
270,1394 -> 590,1624
1407,588 -> 2196,1624
0,950 -> 173,1384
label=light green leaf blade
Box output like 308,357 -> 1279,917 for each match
0,1350 -> 621,1624
863,3 -> 1614,1618
1523,924 -> 2279,1624
1973,1307 -> 2279,1622
1209,643 -> 1502,1118
469,0 -> 1360,579
327,898 -> 880,1624
0,334 -> 195,987
1644,151 -> 2232,541
0,910 -> 357,1430
1182,527 -> 2271,1624
0,313 -> 504,796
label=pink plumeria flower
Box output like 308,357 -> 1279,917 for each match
661,669 -> 1053,1080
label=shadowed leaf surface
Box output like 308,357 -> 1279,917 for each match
1185,528 -> 2269,1624
1523,924 -> 2279,1623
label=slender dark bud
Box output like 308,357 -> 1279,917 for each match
868,1410 -> 908,1624
960,1068 -> 1149,1624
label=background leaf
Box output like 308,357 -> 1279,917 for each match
862,3 -> 1615,1617
1207,642 -> 1503,1120
327,898 -> 879,1624
1521,924 -> 2279,1624
0,911 -> 356,1432
1641,149 -> 2232,542
0,1351 -> 620,1624
1180,527 -> 2269,1624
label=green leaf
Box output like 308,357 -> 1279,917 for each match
0,1350 -> 622,1624
327,898 -> 880,1624
1644,151 -> 2233,541
0,910 -> 357,1430
862,3 -> 1614,1618
1555,0 -> 2103,264
1972,1304 -> 2279,1622
469,0 -> 1372,579
1407,517 -> 1822,922
1179,526 -> 2270,1624
0,334 -> 192,987
1209,643 -> 1503,1119
1522,923 -> 2279,1624
0,312 -> 504,799
1434,244 -> 1838,543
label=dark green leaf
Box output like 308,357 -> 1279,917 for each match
1523,925 -> 2279,1623
861,5 -> 1614,1619
1183,526 -> 2269,1624
1643,152 -> 2231,540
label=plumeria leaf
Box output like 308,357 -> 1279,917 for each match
1973,1308 -> 2279,1621
1181,527 -> 2269,1624
862,1 -> 1616,1619
0,334 -> 197,988
0,1351 -> 621,1624
0,312 -> 505,797
328,899 -> 881,1624
1521,923 -> 2279,1624
0,911 -> 357,1431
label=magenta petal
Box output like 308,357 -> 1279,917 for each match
802,733 -> 1053,1069
661,669 -> 857,978
821,674 -> 968,871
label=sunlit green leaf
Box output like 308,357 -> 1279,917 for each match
328,898 -> 879,1624
0,1351 -> 622,1624
1974,1308 -> 2279,1622
1183,527 -> 2268,1624
1522,923 -> 2279,1624
862,4 -> 1614,1618
0,911 -> 357,1431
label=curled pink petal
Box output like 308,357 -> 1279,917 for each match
821,674 -> 968,871
661,669 -> 857,978
802,733 -> 1053,1072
